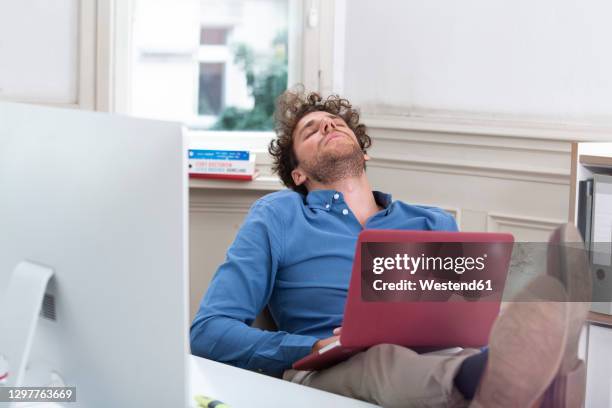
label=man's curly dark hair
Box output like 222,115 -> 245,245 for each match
268,87 -> 372,195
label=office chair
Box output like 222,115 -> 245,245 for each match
252,306 -> 278,331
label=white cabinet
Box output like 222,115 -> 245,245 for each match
569,143 -> 612,407
586,324 -> 612,408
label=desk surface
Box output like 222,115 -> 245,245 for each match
588,311 -> 612,327
190,355 -> 379,408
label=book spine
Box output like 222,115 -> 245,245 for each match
188,149 -> 254,172
189,160 -> 254,173
188,149 -> 250,161
189,173 -> 256,181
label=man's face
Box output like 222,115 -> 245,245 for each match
291,111 -> 367,187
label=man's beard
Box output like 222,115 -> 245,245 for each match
300,142 -> 365,184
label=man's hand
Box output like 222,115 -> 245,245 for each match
311,327 -> 342,353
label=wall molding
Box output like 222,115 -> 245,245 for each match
487,212 -> 566,234
371,127 -> 570,154
190,201 -> 253,214
369,155 -> 569,185
364,116 -> 573,185
363,112 -> 612,143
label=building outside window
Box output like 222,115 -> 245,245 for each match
130,0 -> 289,132
198,62 -> 225,116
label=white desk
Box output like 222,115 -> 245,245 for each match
190,355 -> 380,408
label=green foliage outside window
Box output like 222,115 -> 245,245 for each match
211,31 -> 288,131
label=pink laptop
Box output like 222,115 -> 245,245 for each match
292,230 -> 514,371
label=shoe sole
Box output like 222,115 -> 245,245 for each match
471,276 -> 568,408
543,223 -> 592,407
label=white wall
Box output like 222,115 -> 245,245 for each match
0,0 -> 79,104
341,0 -> 612,124
0,0 -> 99,110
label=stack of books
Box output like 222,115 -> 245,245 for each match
188,149 -> 258,181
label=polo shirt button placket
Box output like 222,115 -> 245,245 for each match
342,208 -> 349,215
333,193 -> 340,200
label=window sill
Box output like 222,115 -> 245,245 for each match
189,175 -> 283,191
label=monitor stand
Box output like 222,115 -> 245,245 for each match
0,261 -> 53,386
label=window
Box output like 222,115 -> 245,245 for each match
129,0 -> 292,131
109,0 -> 336,158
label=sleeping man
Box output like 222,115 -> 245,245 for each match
190,87 -> 589,407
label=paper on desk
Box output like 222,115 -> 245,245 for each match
592,175 -> 612,267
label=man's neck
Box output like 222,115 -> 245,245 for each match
307,173 -> 380,226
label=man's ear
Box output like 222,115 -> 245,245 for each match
364,153 -> 371,162
291,168 -> 308,186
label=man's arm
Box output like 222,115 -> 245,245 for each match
190,200 -> 319,377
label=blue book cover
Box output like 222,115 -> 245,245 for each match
188,149 -> 250,161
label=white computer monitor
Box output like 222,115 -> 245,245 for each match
0,102 -> 189,407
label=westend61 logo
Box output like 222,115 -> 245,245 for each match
372,253 -> 488,275
361,242 -> 512,302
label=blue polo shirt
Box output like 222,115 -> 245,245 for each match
190,189 -> 458,376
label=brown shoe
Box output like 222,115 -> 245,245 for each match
542,223 -> 592,408
471,275 -> 569,408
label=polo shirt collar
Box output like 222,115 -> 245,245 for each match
304,189 -> 393,210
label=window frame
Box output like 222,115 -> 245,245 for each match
108,0 -> 339,155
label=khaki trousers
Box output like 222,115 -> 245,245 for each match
283,344 -> 480,408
